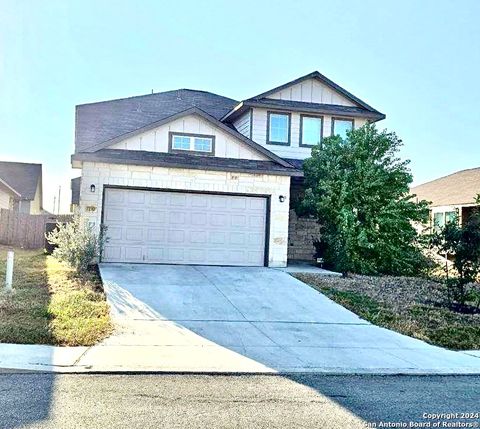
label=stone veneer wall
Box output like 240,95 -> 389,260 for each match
287,209 -> 322,262
78,162 -> 291,267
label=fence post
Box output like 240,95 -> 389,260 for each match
5,249 -> 14,291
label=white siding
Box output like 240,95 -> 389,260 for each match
0,188 -> 11,210
233,109 -> 251,138
79,162 -> 291,267
109,113 -> 267,161
251,108 -> 368,159
267,78 -> 356,106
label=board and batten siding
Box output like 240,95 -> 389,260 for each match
251,108 -> 367,159
267,78 -> 355,106
109,113 -> 266,161
232,109 -> 252,138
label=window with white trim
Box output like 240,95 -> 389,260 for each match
432,210 -> 457,232
170,133 -> 214,154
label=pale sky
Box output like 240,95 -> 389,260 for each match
1,0 -> 479,213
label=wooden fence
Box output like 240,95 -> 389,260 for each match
0,209 -> 73,249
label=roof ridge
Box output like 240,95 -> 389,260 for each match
0,160 -> 42,166
76,88 -> 237,107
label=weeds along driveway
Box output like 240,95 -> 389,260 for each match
90,263 -> 480,373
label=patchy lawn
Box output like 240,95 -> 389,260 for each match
0,246 -> 112,346
295,273 -> 480,351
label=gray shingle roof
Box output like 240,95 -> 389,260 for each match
0,161 -> 42,200
72,150 -> 302,176
75,89 -> 238,153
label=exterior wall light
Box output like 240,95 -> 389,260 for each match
90,184 -> 96,193
279,195 -> 286,203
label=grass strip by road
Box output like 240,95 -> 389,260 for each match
295,273 -> 480,351
0,246 -> 112,346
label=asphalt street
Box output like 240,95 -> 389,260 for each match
0,373 -> 479,429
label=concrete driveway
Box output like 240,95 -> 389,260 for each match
92,264 -> 480,373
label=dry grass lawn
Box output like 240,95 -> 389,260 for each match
0,246 -> 112,346
295,273 -> 480,351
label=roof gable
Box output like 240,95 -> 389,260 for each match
0,161 -> 42,200
248,71 -> 380,112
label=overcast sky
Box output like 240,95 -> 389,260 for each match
1,0 -> 479,213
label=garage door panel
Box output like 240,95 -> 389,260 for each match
127,210 -> 145,222
249,215 -> 265,228
105,189 -> 125,204
103,188 -> 267,266
191,213 -> 207,225
169,212 -> 186,224
146,247 -> 165,261
127,191 -> 145,204
150,193 -> 168,205
190,231 -> 207,244
148,229 -> 166,242
168,230 -> 185,243
148,210 -> 166,223
103,245 -> 122,261
170,194 -> 187,206
209,231 -> 226,245
125,247 -> 143,261
107,226 -> 123,241
125,227 -> 143,241
104,207 -> 124,222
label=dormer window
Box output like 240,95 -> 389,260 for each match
169,132 -> 215,155
300,115 -> 323,147
332,118 -> 354,139
267,112 -> 291,145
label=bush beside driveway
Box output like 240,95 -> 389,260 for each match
0,246 -> 112,346
295,273 -> 480,350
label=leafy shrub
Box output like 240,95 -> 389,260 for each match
46,216 -> 107,274
300,123 -> 430,275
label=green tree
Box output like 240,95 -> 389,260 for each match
301,123 -> 429,275
431,200 -> 480,306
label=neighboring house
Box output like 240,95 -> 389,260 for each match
411,167 -> 480,230
72,71 -> 385,267
0,161 -> 43,214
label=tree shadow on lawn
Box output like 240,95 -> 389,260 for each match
0,248 -> 55,428
0,248 -> 110,428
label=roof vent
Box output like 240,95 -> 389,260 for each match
176,90 -> 182,101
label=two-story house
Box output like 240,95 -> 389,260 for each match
72,71 -> 385,267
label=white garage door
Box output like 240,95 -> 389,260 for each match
102,188 -> 267,266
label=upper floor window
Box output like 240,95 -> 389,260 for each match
267,112 -> 290,145
169,132 -> 214,155
332,118 -> 354,139
300,115 -> 323,147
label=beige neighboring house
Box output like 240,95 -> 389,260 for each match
71,71 -> 385,267
0,161 -> 43,214
411,167 -> 480,230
